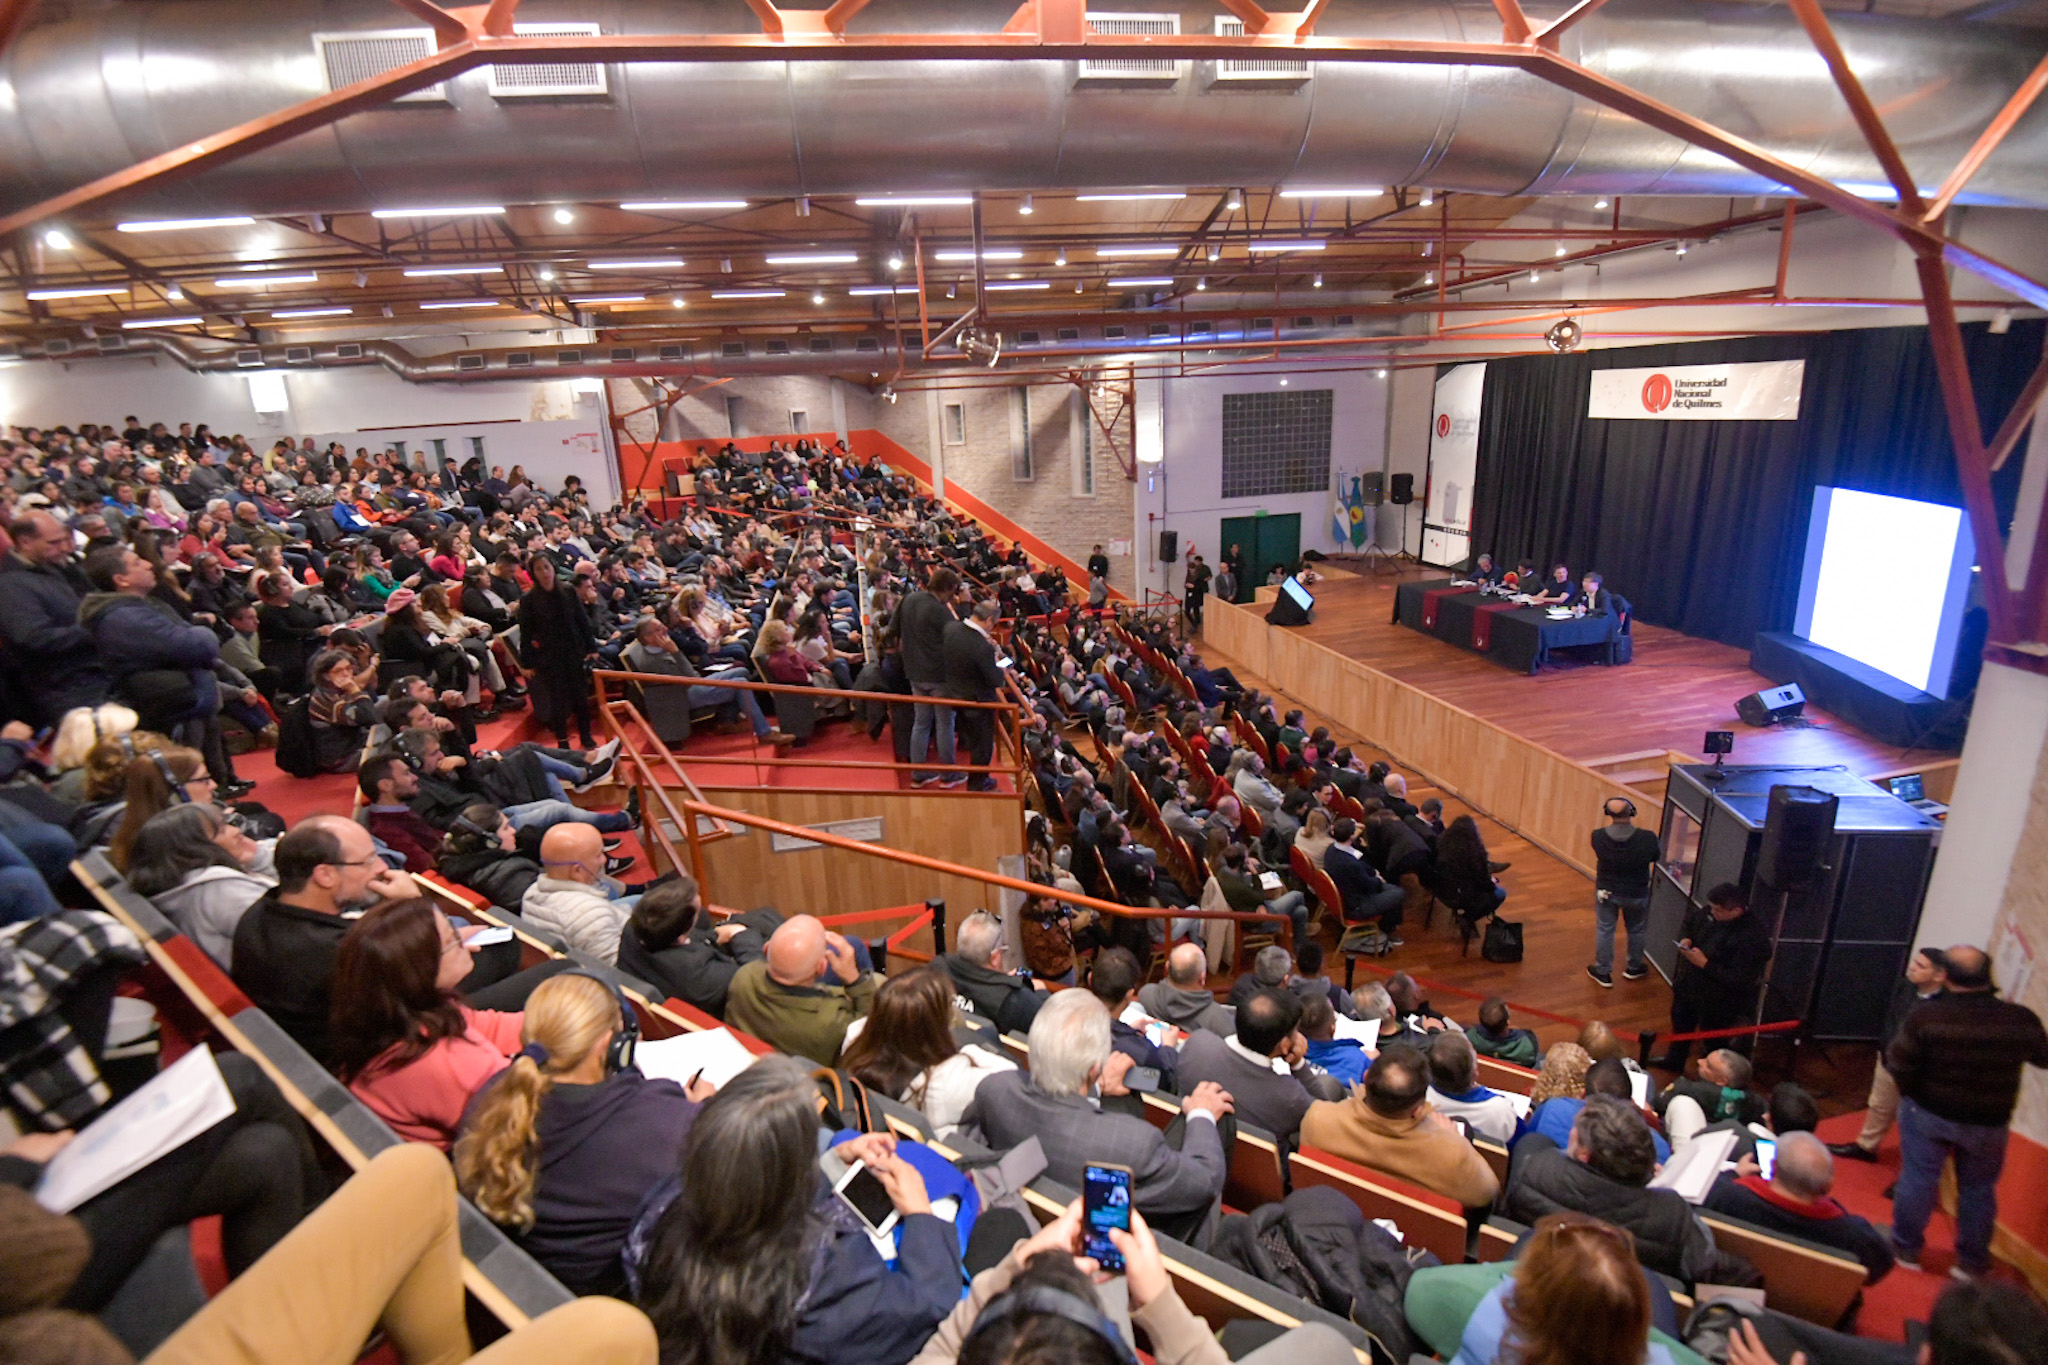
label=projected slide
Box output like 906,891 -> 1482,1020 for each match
1794,487 -> 1974,696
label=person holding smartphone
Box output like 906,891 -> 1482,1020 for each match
906,1194 -> 1355,1365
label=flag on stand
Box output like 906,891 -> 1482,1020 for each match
1332,472 -> 1350,549
1347,476 -> 1369,549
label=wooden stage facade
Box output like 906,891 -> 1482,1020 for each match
1190,565 -> 1951,1070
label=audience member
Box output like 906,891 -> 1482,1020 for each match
1301,994 -> 1370,1089
125,802 -> 275,969
1177,986 -> 1341,1141
1300,1044 -> 1499,1209
1829,946 -> 1946,1165
1654,1047 -> 1764,1146
841,963 -> 1017,1132
615,876 -> 776,1018
1466,996 -> 1538,1067
1703,1131 -> 1894,1283
1424,1030 -> 1519,1143
938,910 -> 1045,1033
523,823 -> 635,963
725,913 -> 879,1064
1137,941 -> 1234,1037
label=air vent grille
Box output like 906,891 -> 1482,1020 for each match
1103,325 -> 1127,340
609,346 -> 636,362
488,23 -> 607,98
555,349 -> 582,365
1079,12 -> 1181,80
314,30 -> 447,102
1148,322 -> 1171,338
854,337 -> 880,352
42,339 -> 72,356
1057,327 -> 1081,342
1213,16 -> 1311,80
1335,314 -> 1355,326
657,344 -> 687,361
336,342 -> 364,360
765,339 -> 791,355
506,350 -> 533,367
1018,330 -> 1042,345
808,336 -> 834,352
456,353 -> 487,371
235,347 -> 264,367
722,341 -> 747,358
284,346 -> 313,364
97,335 -> 127,352
1189,321 -> 1212,337
1293,316 -> 1316,329
1252,317 -> 1273,332
0,344 -> 18,361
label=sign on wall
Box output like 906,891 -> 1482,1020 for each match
1421,363 -> 1486,568
1587,359 -> 1806,421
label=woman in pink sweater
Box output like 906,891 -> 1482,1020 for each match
331,897 -> 525,1149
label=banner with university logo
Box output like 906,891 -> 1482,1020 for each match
1421,362 -> 1486,567
1587,359 -> 1806,421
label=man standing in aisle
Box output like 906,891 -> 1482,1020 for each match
900,566 -> 960,787
1651,882 -> 1770,1073
1885,945 -> 2048,1279
943,598 -> 1006,793
1828,947 -> 1946,1166
1183,554 -> 1211,635
1587,796 -> 1661,988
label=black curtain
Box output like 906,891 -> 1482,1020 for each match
1466,320 -> 2046,650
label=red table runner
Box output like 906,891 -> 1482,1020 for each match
1421,585 -> 1478,628
1470,600 -> 1522,649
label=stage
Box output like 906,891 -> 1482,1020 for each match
1277,565 -> 1932,776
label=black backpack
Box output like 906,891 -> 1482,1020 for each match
273,695 -> 320,778
1211,1186 -> 1432,1365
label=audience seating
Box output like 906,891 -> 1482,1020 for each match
1286,1145 -> 1472,1266
1699,1214 -> 1869,1327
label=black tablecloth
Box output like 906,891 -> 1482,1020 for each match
1392,579 -> 1621,673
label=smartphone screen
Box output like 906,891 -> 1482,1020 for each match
1082,1163 -> 1133,1272
1754,1138 -> 1776,1181
833,1161 -> 899,1237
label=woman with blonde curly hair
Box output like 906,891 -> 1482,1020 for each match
48,703 -> 139,803
455,971 -> 705,1295
1526,1041 -> 1594,1109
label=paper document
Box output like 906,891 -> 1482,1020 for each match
1504,1090 -> 1533,1118
1259,872 -> 1284,892
37,1045 -> 236,1213
1629,1069 -> 1652,1108
1649,1129 -> 1737,1204
1331,1015 -> 1381,1050
633,1028 -> 761,1091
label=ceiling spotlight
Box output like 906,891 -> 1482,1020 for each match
720,258 -> 733,273
672,295 -> 686,307
1529,270 -> 1540,282
1055,248 -> 1068,267
1226,189 -> 1243,211
1279,378 -> 1289,387
1019,194 -> 1034,216
537,267 -> 555,282
553,207 -> 575,225
1312,273 -> 1323,288
1207,245 -> 1221,262
1546,318 -> 1584,353
946,282 -> 957,299
1423,272 -> 1434,285
1991,308 -> 2014,334
881,384 -> 898,403
1594,197 -> 1611,210
165,284 -> 185,301
353,270 -> 369,287
1554,244 -> 1567,258
43,228 -> 73,250
1422,242 -> 1433,256
1377,369 -> 1389,378
887,254 -> 905,272
796,196 -> 811,217
1419,188 -> 1435,207
1674,244 -> 1688,256
1196,277 -> 1207,291
1074,279 -> 1085,293
812,291 -> 826,304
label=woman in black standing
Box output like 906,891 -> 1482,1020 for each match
518,553 -> 598,748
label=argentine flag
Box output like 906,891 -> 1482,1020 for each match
1332,471 -> 1350,548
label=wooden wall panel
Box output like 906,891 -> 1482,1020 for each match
691,787 -> 1023,942
1205,601 -> 1269,678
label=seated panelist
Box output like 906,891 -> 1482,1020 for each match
1580,571 -> 1614,615
1529,564 -> 1581,608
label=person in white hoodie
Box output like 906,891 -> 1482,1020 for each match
124,803 -> 277,969
522,823 -> 637,963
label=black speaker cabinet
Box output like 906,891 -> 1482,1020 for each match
1158,529 -> 1178,562
1735,683 -> 1806,727
1362,470 -> 1385,507
1389,472 -> 1415,505
1757,785 -> 1838,891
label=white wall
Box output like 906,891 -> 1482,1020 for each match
1134,366 -> 1391,599
306,417 -> 618,505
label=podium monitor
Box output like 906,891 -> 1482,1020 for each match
1266,575 -> 1315,627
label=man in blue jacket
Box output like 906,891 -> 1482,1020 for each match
79,545 -> 251,797
0,510 -> 107,724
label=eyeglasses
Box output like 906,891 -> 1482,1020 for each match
323,854 -> 386,871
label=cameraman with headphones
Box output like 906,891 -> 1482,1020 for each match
1587,795 -> 1661,988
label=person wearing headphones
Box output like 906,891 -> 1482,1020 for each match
1588,795 -> 1661,988
456,971 -> 712,1296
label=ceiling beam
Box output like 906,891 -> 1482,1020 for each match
1923,51 -> 2048,223
1785,0 -> 1926,217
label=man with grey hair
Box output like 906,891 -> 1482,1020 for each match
1137,942 -> 1234,1037
1705,1131 -> 1895,1282
1230,945 -> 1293,1010
942,596 -> 1006,792
939,909 -> 1045,1034
960,987 -> 1233,1242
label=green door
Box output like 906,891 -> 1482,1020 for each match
1220,513 -> 1301,601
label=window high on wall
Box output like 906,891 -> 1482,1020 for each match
1078,407 -> 1095,497
1012,388 -> 1034,481
943,402 -> 967,445
1220,388 -> 1332,498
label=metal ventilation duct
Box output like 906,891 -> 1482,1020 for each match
2,1 -> 2046,214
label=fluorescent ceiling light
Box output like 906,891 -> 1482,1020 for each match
1109,277 -> 1174,288
848,285 -> 921,296
1278,188 -> 1381,199
212,272 -> 318,288
1246,240 -> 1326,253
552,207 -> 575,225
1076,192 -> 1185,202
854,195 -> 972,207
619,199 -> 749,212
711,289 -> 786,299
402,263 -> 503,277
116,215 -> 257,233
418,299 -> 503,309
982,280 -> 1049,291
1096,246 -> 1178,258
585,258 -> 684,270
269,306 -> 354,318
371,206 -> 505,218
121,316 -> 203,329
25,285 -> 131,300
568,294 -> 645,304
765,252 -> 861,265
933,250 -> 1024,262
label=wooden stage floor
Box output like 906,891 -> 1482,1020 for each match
1280,565 -> 1935,775
1192,564 -> 1894,1102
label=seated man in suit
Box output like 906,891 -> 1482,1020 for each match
1300,1044 -> 1499,1210
1466,552 -> 1505,586
1177,986 -> 1343,1143
959,987 -> 1234,1244
1580,571 -> 1615,615
1324,817 -> 1405,939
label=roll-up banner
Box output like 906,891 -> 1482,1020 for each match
1421,362 -> 1485,567
1588,359 -> 1806,421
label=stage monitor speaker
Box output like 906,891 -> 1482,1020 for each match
1361,471 -> 1385,507
1735,682 -> 1806,727
1757,784 -> 1838,892
1389,473 -> 1416,505
1158,529 -> 1178,562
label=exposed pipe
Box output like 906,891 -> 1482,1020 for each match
2,1 -> 2046,216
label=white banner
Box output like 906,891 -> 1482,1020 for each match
1422,362 -> 1486,566
1588,359 -> 1806,421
